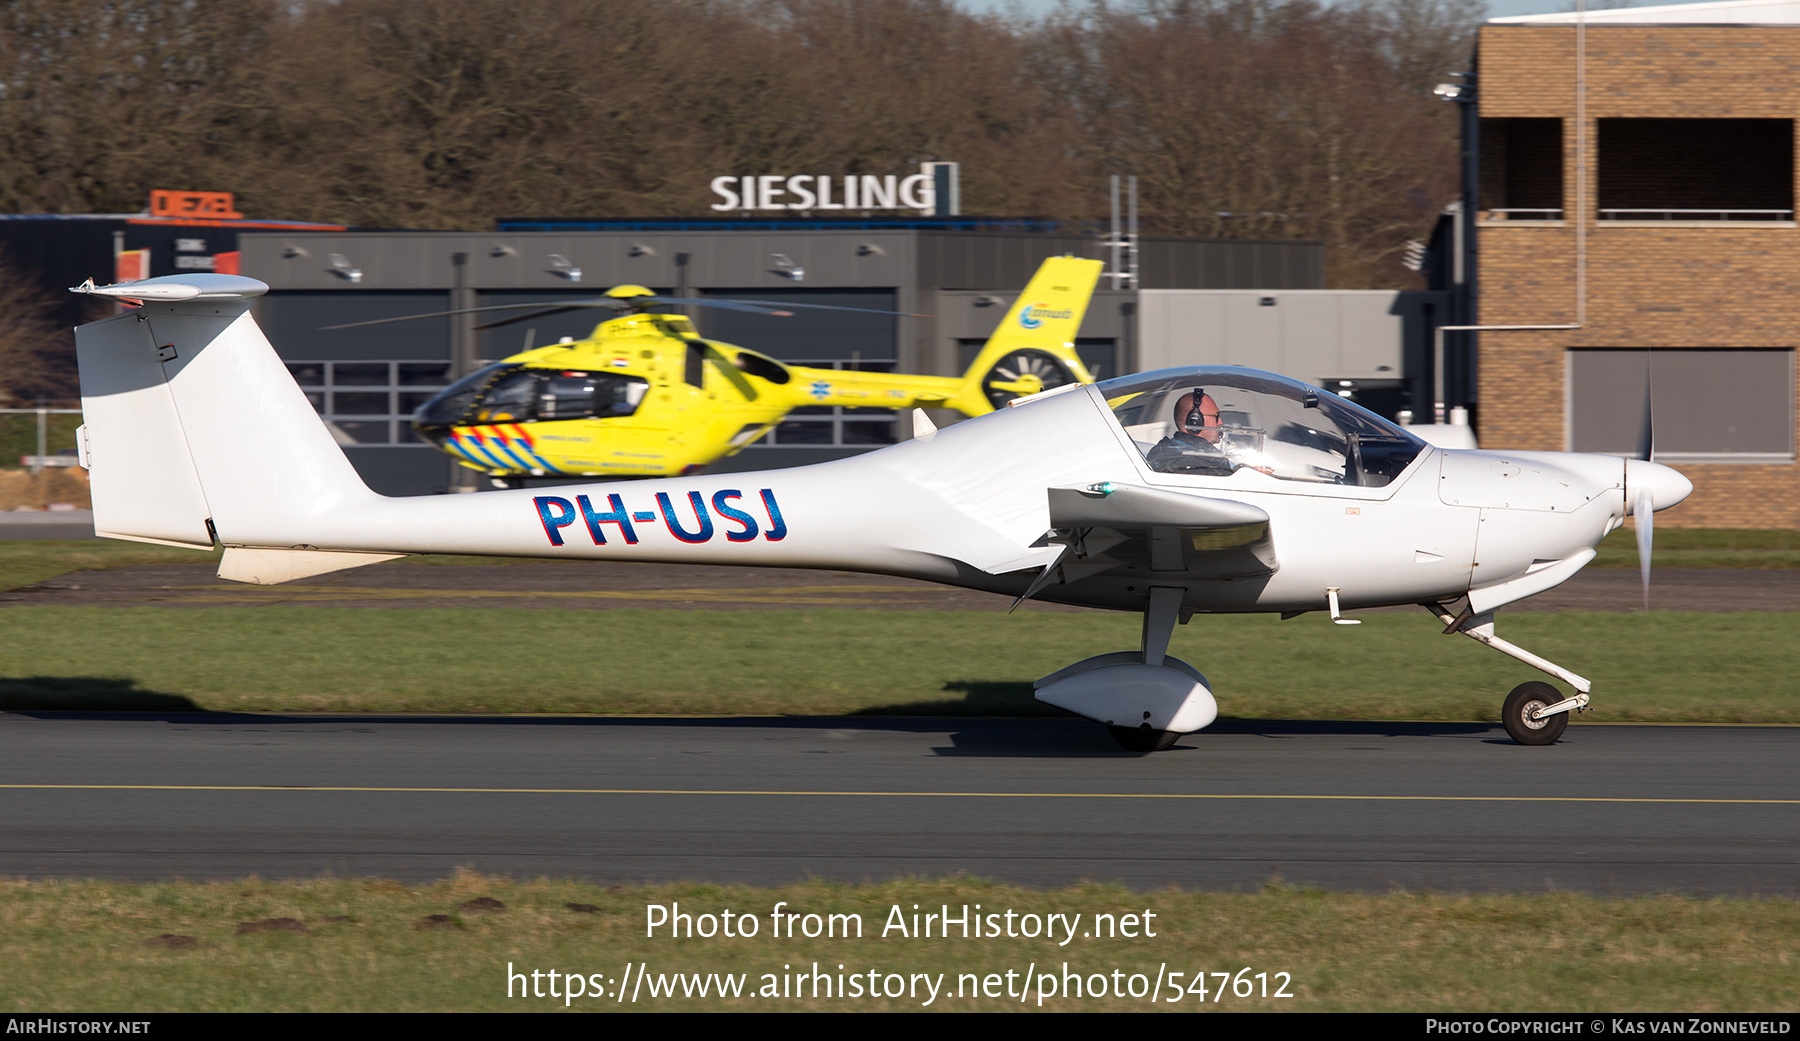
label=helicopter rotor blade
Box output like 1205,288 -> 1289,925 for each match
472,305 -> 608,331
650,297 -> 930,318
648,298 -> 797,316
472,298 -> 803,330
320,298 -> 629,331
320,291 -> 928,333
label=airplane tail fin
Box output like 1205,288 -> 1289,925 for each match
74,274 -> 383,554
943,255 -> 1104,415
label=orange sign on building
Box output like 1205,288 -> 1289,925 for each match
148,190 -> 243,220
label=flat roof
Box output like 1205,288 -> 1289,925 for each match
495,216 -> 1079,233
1493,0 -> 1800,25
0,213 -> 343,230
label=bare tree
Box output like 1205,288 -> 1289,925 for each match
0,0 -> 1474,287
0,0 -> 277,214
1355,0 -> 1487,96
1042,0 -> 1461,285
0,249 -> 81,402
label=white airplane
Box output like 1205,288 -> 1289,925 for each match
71,273 -> 1693,751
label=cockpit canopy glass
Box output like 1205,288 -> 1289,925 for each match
412,364 -> 651,430
1101,368 -> 1426,487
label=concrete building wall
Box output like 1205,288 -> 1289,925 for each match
1137,290 -> 1443,413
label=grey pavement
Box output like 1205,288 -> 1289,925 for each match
1,712 -> 1794,894
0,509 -> 93,540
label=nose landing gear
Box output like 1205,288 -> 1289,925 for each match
1424,602 -> 1592,746
1501,681 -> 1570,746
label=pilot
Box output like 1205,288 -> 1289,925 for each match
1144,389 -> 1235,475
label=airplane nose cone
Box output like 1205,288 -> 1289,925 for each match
1625,459 -> 1693,514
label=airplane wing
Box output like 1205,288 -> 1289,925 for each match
1040,482 -> 1278,584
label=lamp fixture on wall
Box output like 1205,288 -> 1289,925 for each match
546,254 -> 582,283
327,253 -> 361,284
770,253 -> 804,281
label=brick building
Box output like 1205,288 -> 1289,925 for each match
1471,0 -> 1800,527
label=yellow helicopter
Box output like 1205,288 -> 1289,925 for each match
399,256 -> 1104,483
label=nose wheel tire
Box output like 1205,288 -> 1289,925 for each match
1502,681 -> 1569,746
1108,725 -> 1181,752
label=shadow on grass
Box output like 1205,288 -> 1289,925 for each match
0,677 -> 203,711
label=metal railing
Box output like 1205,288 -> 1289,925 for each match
0,408 -> 83,473
1599,208 -> 1795,221
1486,208 -> 1796,222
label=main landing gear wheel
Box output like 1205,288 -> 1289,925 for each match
1502,681 -> 1568,746
1108,725 -> 1181,752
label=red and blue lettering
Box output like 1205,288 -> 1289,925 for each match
577,493 -> 639,545
656,491 -> 714,544
711,490 -> 760,542
533,496 -> 577,546
760,488 -> 788,541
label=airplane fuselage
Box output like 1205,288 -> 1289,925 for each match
267,381 -> 1641,618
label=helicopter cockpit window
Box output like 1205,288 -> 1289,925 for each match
1102,368 -> 1426,488
471,370 -> 540,423
412,363 -> 509,429
413,364 -> 653,429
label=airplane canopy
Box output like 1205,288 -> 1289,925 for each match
1100,367 -> 1425,488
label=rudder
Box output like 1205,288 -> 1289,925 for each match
75,307 -> 215,548
74,274 -> 380,551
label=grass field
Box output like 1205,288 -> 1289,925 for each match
0,527 -> 1792,600
1592,527 -> 1800,569
0,541 -> 557,594
0,536 -> 1793,720
3,875 -> 1796,1012
0,605 -> 1793,721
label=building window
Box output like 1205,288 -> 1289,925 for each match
1598,119 -> 1794,222
1568,349 -> 1794,462
288,361 -> 452,445
1480,118 -> 1564,221
258,291 -> 451,360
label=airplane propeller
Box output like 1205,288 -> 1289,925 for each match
1631,356 -> 1655,610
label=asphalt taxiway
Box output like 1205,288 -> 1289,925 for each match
2,711 -> 1794,894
